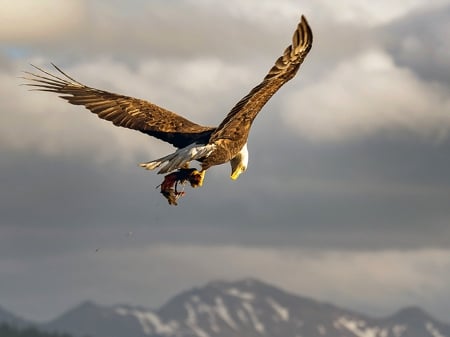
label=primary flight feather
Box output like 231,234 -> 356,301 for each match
23,15 -> 313,205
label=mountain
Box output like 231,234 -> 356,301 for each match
0,306 -> 30,328
40,301 -> 154,337
2,279 -> 450,337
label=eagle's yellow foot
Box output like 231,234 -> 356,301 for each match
188,170 -> 206,188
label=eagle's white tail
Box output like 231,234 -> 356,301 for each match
139,143 -> 216,174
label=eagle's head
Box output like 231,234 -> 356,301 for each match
230,143 -> 248,180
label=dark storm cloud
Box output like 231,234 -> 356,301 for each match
2,130 -> 450,251
221,131 -> 450,250
381,4 -> 450,85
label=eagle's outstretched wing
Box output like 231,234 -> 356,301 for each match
23,64 -> 215,149
209,15 -> 312,143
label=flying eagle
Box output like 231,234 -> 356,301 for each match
24,16 -> 313,205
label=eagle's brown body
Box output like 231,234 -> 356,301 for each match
24,15 -> 313,205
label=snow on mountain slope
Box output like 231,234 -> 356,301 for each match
3,279 -> 450,337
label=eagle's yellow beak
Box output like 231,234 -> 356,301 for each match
230,170 -> 241,180
230,166 -> 245,180
230,144 -> 248,180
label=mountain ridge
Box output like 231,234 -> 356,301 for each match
0,305 -> 31,328
1,279 -> 449,337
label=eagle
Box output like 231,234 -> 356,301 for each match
23,15 -> 313,205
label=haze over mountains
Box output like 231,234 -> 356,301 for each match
2,279 -> 449,337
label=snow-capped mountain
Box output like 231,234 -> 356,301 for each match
2,279 -> 450,337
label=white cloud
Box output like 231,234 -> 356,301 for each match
186,0 -> 449,26
283,49 -> 450,142
131,244 -> 449,296
0,0 -> 87,43
186,0 -> 301,24
308,0 -> 449,26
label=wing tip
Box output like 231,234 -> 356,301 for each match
23,63 -> 82,87
300,14 -> 313,44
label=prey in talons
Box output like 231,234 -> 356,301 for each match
158,168 -> 206,205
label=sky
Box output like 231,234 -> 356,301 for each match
1,0 -> 450,324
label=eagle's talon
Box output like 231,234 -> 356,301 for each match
159,168 -> 202,205
188,170 -> 206,188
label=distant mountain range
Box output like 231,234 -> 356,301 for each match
2,279 -> 449,337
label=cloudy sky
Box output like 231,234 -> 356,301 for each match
1,0 -> 450,324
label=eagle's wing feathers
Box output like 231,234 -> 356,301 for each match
23,64 -> 215,149
210,15 -> 312,143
